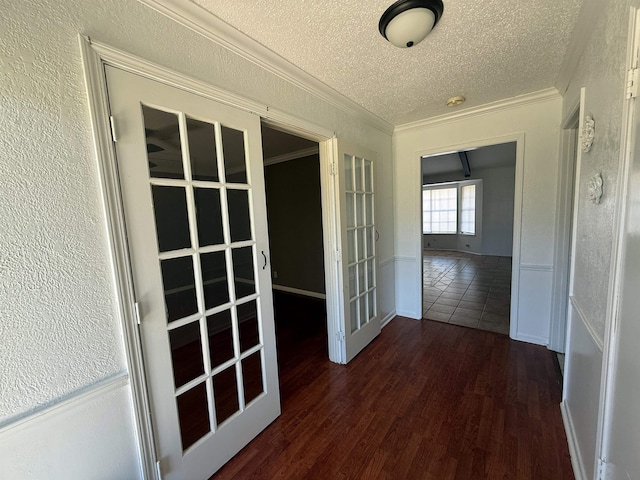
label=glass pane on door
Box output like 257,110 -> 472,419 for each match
170,321 -> 204,388
176,383 -> 210,450
160,256 -> 198,323
142,105 -> 268,450
187,117 -> 218,182
152,186 -> 191,252
343,153 -> 376,335
194,188 -> 224,247
143,106 -> 184,179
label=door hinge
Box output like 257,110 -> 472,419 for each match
335,249 -> 341,263
134,302 -> 141,325
330,163 -> 336,176
336,331 -> 345,343
155,460 -> 162,480
626,68 -> 639,98
596,457 -> 608,480
109,115 -> 118,142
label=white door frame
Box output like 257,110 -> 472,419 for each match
548,100 -> 580,353
260,119 -> 345,363
79,36 -> 343,477
415,133 -> 525,340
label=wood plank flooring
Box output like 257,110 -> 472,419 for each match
211,295 -> 573,480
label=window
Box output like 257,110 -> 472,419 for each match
460,184 -> 476,235
423,181 -> 480,235
422,187 -> 457,234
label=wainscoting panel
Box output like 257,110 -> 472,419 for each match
0,378 -> 141,479
379,257 -> 397,327
394,256 -> 421,319
515,265 -> 554,345
561,297 -> 604,480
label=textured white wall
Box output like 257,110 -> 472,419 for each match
560,0 -> 640,478
563,0 -> 634,343
1,0 -> 393,474
393,96 -> 562,342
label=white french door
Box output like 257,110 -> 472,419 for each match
337,141 -> 380,363
105,66 -> 280,480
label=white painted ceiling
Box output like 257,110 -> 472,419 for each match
192,0 -> 584,125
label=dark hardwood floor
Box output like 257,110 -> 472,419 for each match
211,293 -> 574,479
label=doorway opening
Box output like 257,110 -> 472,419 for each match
260,123 -> 329,386
420,142 -> 516,335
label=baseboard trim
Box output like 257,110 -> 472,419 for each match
0,372 -> 129,435
422,248 -> 485,256
396,309 -> 421,319
272,284 -> 326,299
561,401 -> 586,480
513,332 -> 548,346
381,311 -> 396,328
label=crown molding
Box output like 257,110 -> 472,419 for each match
394,88 -> 561,133
555,0 -> 601,95
136,0 -> 394,135
264,146 -> 319,167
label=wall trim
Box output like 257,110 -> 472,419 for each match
520,263 -> 554,272
79,36 -> 158,480
379,257 -> 395,267
264,146 -> 319,167
549,108 -> 579,354
394,255 -> 417,263
272,284 -> 326,299
555,0 -> 602,95
396,310 -> 421,319
395,88 -> 560,132
561,401 -> 587,480
0,372 -> 129,435
136,0 -> 393,135
85,37 -> 335,141
423,248 -> 485,256
381,311 -> 397,328
570,296 -> 604,352
514,333 -> 549,346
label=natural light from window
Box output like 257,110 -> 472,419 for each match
423,181 -> 479,235
422,187 -> 457,234
460,184 -> 476,235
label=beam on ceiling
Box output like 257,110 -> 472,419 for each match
459,151 -> 471,177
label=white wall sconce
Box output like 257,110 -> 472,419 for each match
588,172 -> 603,204
581,114 -> 595,153
379,0 -> 444,48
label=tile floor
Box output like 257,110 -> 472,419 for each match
422,250 -> 511,335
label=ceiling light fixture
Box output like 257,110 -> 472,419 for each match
379,0 -> 444,48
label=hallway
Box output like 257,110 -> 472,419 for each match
423,250 -> 511,335
211,312 -> 572,479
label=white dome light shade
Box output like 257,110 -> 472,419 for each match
379,0 -> 444,48
384,8 -> 435,48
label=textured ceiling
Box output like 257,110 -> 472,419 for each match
192,0 -> 583,125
